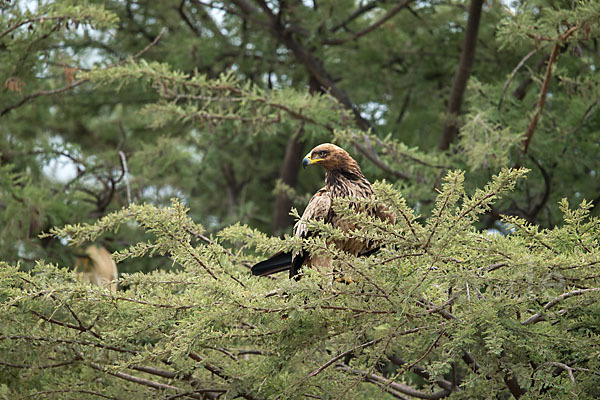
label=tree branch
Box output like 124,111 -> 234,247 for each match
503,371 -> 526,398
338,363 -> 451,399
537,362 -> 576,385
329,0 -> 387,33
520,25 -> 578,155
525,154 -> 551,222
0,359 -> 78,369
130,365 -> 223,399
307,337 -> 383,378
389,356 -> 456,392
118,150 -> 132,205
323,0 -> 415,45
21,389 -> 117,400
229,0 -> 372,131
438,0 -> 484,150
522,288 -> 600,325
1,334 -> 136,354
31,310 -> 102,339
498,48 -> 538,110
188,352 -> 257,400
86,358 -> 201,397
350,136 -> 412,180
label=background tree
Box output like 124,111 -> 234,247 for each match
1,0 -> 599,398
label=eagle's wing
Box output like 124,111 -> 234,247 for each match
290,188 -> 332,278
293,188 -> 332,238
251,188 -> 331,278
355,199 -> 396,258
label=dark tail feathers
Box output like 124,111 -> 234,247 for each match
252,248 -> 379,278
251,252 -> 292,276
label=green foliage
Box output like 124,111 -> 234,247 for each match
1,0 -> 600,398
2,170 -> 600,398
82,60 -> 351,136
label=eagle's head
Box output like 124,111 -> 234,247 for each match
302,143 -> 359,171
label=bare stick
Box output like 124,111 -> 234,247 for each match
537,362 -> 576,385
522,288 -> 600,325
338,363 -> 450,399
521,25 -> 578,155
86,359 -> 193,394
324,0 -> 415,45
498,48 -> 538,110
118,150 -> 132,205
307,337 -> 382,378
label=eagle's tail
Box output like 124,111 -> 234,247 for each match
251,252 -> 292,276
251,249 -> 379,279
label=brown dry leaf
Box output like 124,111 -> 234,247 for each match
4,77 -> 26,93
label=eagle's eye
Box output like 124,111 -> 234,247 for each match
317,150 -> 328,158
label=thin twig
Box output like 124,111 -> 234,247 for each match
0,334 -> 136,354
498,48 -> 538,110
307,337 -> 382,378
323,0 -> 415,45
537,362 -> 576,385
351,136 -> 412,181
31,310 -> 102,339
482,262 -> 506,272
118,150 -> 132,205
86,358 -> 195,396
20,389 -> 117,400
0,359 -> 78,369
522,288 -> 600,325
1,15 -> 80,39
338,363 -> 450,400
329,0 -> 383,33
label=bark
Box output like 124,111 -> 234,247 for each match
222,164 -> 240,219
520,26 -> 578,155
503,372 -> 526,399
520,44 -> 561,154
438,0 -> 484,151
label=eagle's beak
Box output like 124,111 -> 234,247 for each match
303,153 -> 324,168
302,155 -> 311,169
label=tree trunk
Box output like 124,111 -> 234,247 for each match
271,135 -> 305,234
438,0 -> 484,151
221,164 -> 239,220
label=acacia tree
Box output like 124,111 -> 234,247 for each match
2,170 -> 600,399
1,0 -> 600,399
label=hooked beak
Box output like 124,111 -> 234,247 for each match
302,153 -> 325,169
302,155 -> 311,169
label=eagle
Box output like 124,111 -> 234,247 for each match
251,143 -> 394,279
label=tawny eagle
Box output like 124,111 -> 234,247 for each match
251,143 -> 394,279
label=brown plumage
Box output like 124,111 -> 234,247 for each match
251,143 -> 394,279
